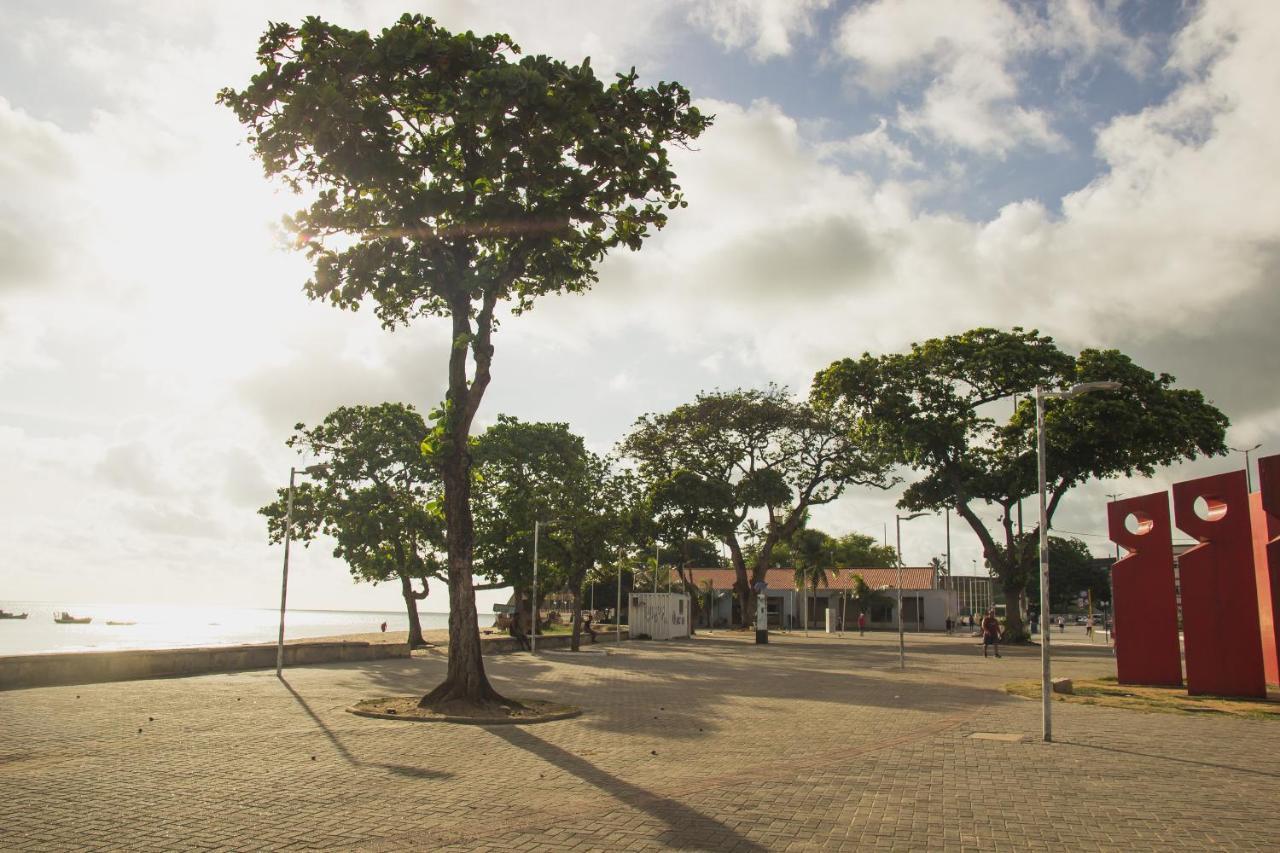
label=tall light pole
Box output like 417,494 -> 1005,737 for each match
895,512 -> 929,669
654,541 -> 660,592
1104,492 -> 1122,644
532,520 -> 541,654
1229,443 -> 1263,493
1106,493 -> 1123,561
945,508 -> 952,633
1037,380 -> 1122,742
531,519 -> 558,654
616,546 -> 623,645
276,463 -> 328,678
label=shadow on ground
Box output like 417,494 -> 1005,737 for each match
280,676 -> 453,782
489,725 -> 767,852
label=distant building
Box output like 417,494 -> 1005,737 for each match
672,566 -> 970,631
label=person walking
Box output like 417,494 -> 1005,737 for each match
981,608 -> 1002,659
857,610 -> 867,637
1058,615 -> 1066,633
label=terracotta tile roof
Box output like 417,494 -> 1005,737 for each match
670,566 -> 937,592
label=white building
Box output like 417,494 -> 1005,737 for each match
675,566 -> 968,632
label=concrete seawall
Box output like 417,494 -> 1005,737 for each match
475,629 -> 630,655
0,630 -> 634,690
0,640 -> 410,691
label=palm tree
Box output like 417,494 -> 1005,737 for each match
791,527 -> 832,628
794,563 -> 831,629
846,573 -> 891,626
700,578 -> 717,629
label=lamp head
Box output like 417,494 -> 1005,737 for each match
302,464 -> 329,477
1065,380 -> 1123,397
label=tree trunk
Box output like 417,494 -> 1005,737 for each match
678,543 -> 699,636
419,446 -> 509,710
1003,583 -> 1027,642
725,536 -> 750,628
399,573 -> 426,648
672,567 -> 701,636
570,586 -> 582,652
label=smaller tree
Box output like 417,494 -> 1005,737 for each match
472,416 -> 639,650
623,385 -> 894,628
1025,537 -> 1110,613
260,403 -> 445,647
649,469 -> 738,635
846,574 -> 891,625
831,532 -> 897,568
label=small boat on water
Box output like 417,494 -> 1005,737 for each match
105,620 -> 136,626
0,609 -> 28,620
53,612 -> 92,625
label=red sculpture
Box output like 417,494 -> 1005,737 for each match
1253,454 -> 1280,686
1107,492 -> 1182,686
1173,470 -> 1266,698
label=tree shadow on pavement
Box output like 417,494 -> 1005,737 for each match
1059,738 -> 1280,780
489,725 -> 766,852
280,677 -> 453,781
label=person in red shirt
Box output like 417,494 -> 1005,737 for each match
857,610 -> 867,636
981,608 -> 1002,658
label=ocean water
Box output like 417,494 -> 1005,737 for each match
0,601 -> 454,656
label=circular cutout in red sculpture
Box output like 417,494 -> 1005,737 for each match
1192,494 -> 1228,522
1124,511 -> 1155,535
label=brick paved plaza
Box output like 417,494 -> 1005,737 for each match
2,631 -> 1277,851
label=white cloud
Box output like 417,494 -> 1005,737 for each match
834,0 -> 1151,155
820,117 -> 920,172
688,0 -> 834,60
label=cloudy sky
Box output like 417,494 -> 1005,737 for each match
2,0 -> 1276,614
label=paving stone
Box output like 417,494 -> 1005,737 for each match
1,632 -> 1277,850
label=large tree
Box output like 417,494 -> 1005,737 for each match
221,15 -> 709,709
260,403 -> 445,647
814,327 -> 1228,640
622,386 -> 893,628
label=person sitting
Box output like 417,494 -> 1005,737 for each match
582,611 -> 597,644
509,610 -> 531,651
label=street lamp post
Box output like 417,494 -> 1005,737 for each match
276,463 -> 328,678
1105,492 -> 1123,645
531,520 -> 558,654
895,512 -> 929,669
1229,443 -> 1263,492
1037,380 -> 1122,742
532,520 -> 541,654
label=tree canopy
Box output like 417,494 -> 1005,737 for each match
1026,537 -> 1111,613
814,327 -> 1227,640
221,14 -> 710,708
260,403 -> 444,646
472,415 -> 640,649
622,385 -> 893,626
762,526 -> 897,570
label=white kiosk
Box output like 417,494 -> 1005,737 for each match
628,593 -> 691,640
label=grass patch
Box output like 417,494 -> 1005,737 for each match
1004,677 -> 1280,720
